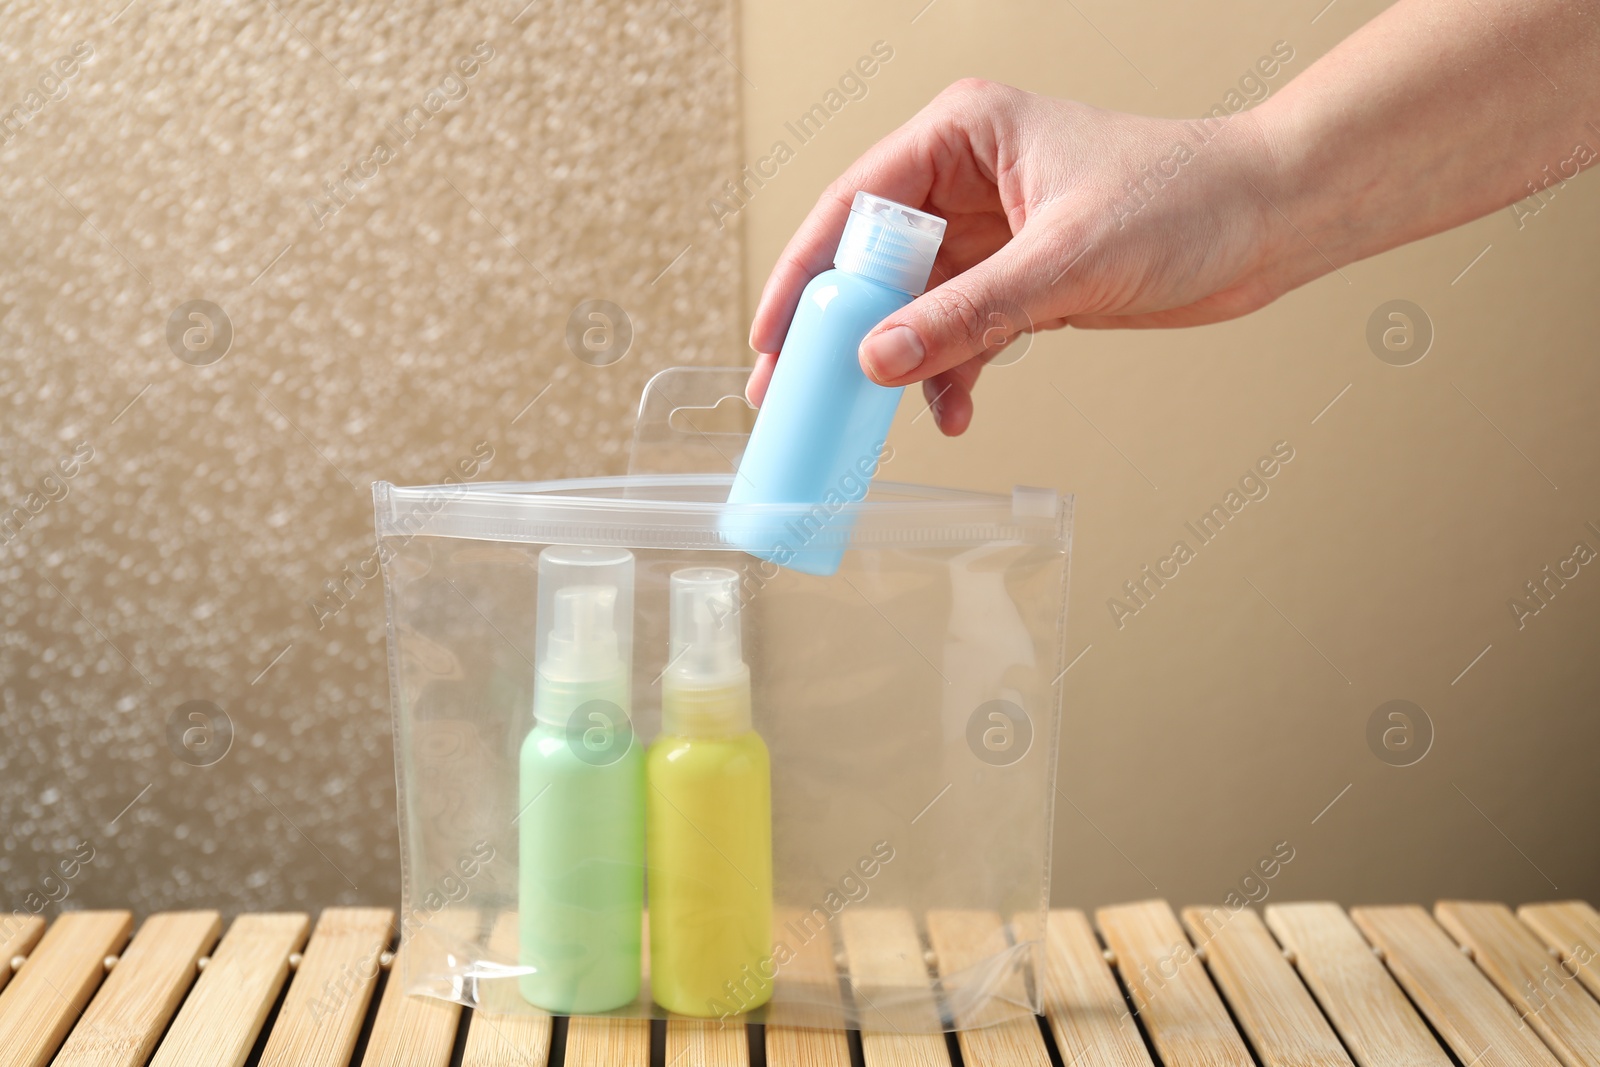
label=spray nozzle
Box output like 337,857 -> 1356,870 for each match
544,584 -> 620,681
534,546 -> 634,726
668,568 -> 745,686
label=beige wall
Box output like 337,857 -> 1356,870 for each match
2,0 -> 1595,920
738,0 -> 1600,908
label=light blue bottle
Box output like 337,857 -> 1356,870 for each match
723,192 -> 947,576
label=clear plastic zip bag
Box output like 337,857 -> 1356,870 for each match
377,367 -> 1073,1031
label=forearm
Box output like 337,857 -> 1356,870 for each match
1255,0 -> 1600,281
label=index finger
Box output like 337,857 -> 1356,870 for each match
747,121 -> 938,355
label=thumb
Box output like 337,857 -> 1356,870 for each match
858,235 -> 1062,387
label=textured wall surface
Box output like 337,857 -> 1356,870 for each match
0,0 -> 742,912
739,0 -> 1600,908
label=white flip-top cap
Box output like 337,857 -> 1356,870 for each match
833,192 -> 948,295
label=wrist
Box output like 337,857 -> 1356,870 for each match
1236,95 -> 1353,292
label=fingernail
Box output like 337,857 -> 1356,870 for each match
860,326 -> 925,382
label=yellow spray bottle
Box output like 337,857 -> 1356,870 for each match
647,567 -> 773,1017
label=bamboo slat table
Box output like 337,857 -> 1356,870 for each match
0,899 -> 1596,1067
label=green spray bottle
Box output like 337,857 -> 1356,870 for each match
647,567 -> 773,1016
519,546 -> 644,1013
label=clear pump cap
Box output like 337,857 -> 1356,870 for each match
834,191 -> 947,296
667,567 -> 745,686
536,546 -> 633,689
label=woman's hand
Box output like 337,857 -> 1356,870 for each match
745,78 -> 1291,435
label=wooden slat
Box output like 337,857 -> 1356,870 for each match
1038,909 -> 1156,1067
0,910 -> 131,1067
359,943 -> 464,1067
767,1022 -> 851,1067
1519,902 -> 1600,1002
667,1018 -> 749,1067
462,1011 -> 553,1067
839,908 -> 949,1067
257,906 -> 395,1067
460,912 -> 552,1067
766,906 -> 851,1067
564,1016 -> 649,1067
1265,903 -> 1452,1067
148,913 -> 309,1067
1095,900 -> 1253,1067
53,911 -> 221,1067
1351,905 -> 1562,1067
926,909 -> 1049,1067
0,914 -> 46,995
564,902 -> 649,1067
1436,901 -> 1600,1067
1181,905 -> 1355,1067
